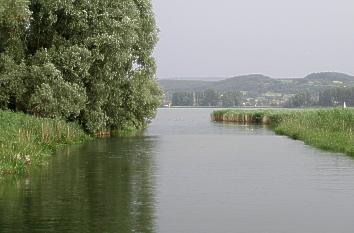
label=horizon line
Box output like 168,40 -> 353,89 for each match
157,71 -> 354,81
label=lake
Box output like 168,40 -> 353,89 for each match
1,108 -> 354,233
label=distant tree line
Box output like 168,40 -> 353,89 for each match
0,0 -> 161,133
319,87 -> 354,106
172,89 -> 241,107
284,91 -> 318,108
285,87 -> 354,107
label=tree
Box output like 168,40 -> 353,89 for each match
319,87 -> 354,107
172,92 -> 193,106
221,91 -> 241,107
284,91 -> 318,108
0,0 -> 161,133
201,89 -> 218,106
0,0 -> 31,109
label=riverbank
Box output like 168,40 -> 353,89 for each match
0,111 -> 90,176
212,108 -> 354,156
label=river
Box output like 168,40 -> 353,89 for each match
1,108 -> 354,233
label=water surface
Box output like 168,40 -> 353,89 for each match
1,108 -> 354,233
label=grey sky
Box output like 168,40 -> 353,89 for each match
152,0 -> 354,79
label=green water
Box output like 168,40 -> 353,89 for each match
1,108 -> 354,233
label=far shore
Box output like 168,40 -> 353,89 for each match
212,108 -> 354,156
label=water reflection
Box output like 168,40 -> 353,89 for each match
0,137 -> 157,233
3,109 -> 354,233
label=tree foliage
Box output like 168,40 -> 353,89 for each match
284,91 -> 318,108
285,87 -> 354,108
171,90 -> 242,107
0,0 -> 161,133
319,87 -> 354,107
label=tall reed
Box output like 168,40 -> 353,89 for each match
212,108 -> 354,156
0,111 -> 89,175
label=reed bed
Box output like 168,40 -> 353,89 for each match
212,108 -> 354,156
0,111 -> 89,176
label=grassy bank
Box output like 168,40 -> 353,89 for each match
0,111 -> 90,176
212,108 -> 354,156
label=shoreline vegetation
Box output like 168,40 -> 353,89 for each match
0,111 -> 90,176
0,110 -> 146,177
212,108 -> 354,156
0,1 -> 161,176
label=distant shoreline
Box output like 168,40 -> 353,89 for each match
159,106 -> 333,109
212,108 -> 354,156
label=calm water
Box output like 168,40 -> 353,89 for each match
1,108 -> 354,233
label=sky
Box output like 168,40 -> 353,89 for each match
151,0 -> 354,80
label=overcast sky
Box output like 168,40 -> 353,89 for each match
151,0 -> 354,80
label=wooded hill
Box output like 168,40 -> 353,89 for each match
159,72 -> 354,106
159,72 -> 354,98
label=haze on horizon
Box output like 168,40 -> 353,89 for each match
152,0 -> 354,80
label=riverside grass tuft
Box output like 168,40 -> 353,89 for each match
0,110 -> 90,176
212,108 -> 354,156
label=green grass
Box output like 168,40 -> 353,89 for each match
212,108 -> 354,156
0,110 -> 90,176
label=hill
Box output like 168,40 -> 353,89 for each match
158,80 -> 211,93
159,72 -> 354,106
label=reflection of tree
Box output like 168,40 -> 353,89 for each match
0,137 -> 157,233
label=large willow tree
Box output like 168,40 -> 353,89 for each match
0,0 -> 161,133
